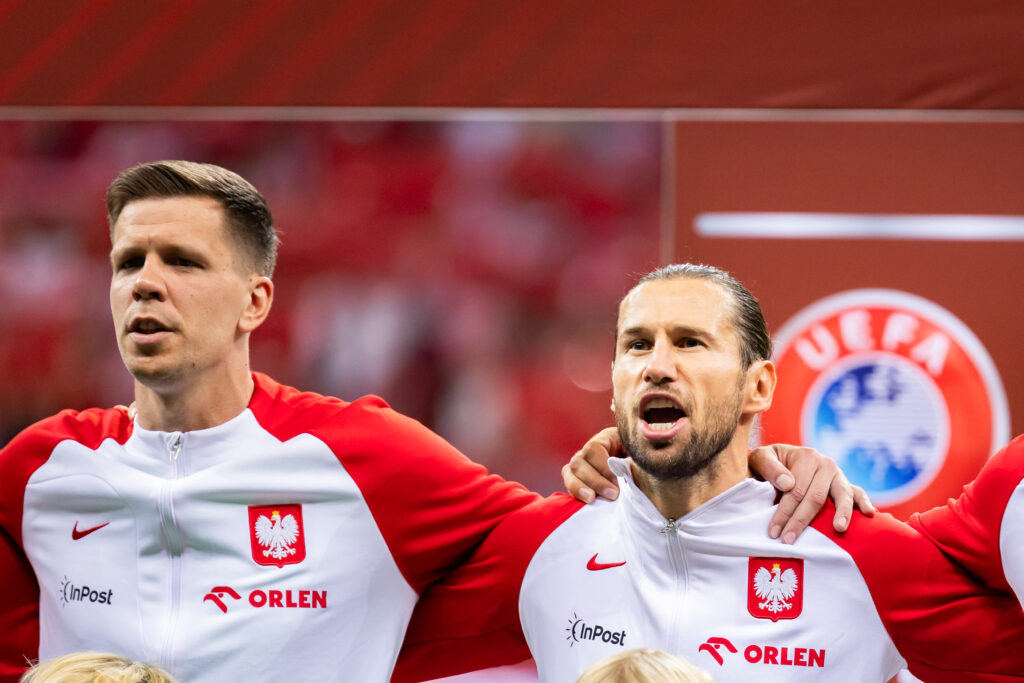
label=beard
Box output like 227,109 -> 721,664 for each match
617,387 -> 744,481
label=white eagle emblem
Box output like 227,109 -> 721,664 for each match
254,510 -> 300,560
753,562 -> 799,614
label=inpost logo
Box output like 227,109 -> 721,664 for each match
565,612 -> 626,648
59,575 -> 113,607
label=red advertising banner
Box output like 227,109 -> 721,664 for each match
672,118 -> 1024,516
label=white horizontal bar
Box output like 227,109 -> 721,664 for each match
695,212 -> 1024,240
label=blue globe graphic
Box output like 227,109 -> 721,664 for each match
806,355 -> 948,502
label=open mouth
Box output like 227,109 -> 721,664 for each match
639,395 -> 688,438
128,317 -> 171,341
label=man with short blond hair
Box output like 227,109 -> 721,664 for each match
1,161 -> 541,681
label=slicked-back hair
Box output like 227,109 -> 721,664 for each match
628,263 -> 772,369
106,160 -> 278,277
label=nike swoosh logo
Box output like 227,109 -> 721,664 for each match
587,553 -> 626,571
72,521 -> 110,540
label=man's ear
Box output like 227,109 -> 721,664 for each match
240,276 -> 274,333
610,359 -> 617,413
743,359 -> 776,415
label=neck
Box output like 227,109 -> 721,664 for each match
630,429 -> 752,521
133,365 -> 255,432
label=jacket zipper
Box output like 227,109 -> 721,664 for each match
158,433 -> 185,673
662,517 -> 686,649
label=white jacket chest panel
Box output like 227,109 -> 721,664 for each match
520,475 -> 904,682
1000,482 -> 1024,609
22,409 -> 415,682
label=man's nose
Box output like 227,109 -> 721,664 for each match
132,257 -> 167,301
643,340 -> 677,384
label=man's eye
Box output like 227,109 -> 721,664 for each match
680,338 -> 701,348
117,258 -> 142,271
173,258 -> 198,268
629,340 -> 650,351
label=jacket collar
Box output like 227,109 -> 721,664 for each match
609,457 -> 778,572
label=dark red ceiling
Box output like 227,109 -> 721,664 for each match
0,0 -> 1022,109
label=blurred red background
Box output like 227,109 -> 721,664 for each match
2,4 -> 1022,681
0,119 -> 662,495
0,0 -> 1022,517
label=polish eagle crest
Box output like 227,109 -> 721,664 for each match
254,509 -> 300,560
753,561 -> 799,614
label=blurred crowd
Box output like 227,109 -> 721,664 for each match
0,119 -> 661,492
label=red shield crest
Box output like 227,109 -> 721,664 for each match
748,557 -> 803,621
248,504 -> 306,567
763,289 -> 1009,520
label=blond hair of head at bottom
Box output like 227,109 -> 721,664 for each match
575,648 -> 715,683
20,652 -> 176,683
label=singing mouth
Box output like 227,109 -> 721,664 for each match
638,394 -> 688,440
641,395 -> 687,430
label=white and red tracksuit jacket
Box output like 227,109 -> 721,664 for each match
911,435 -> 1024,610
0,373 -> 537,682
396,459 -> 1024,682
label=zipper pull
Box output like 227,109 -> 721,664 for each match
169,434 -> 182,461
661,518 -> 677,534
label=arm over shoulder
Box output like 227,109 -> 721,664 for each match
393,495 -> 582,683
813,502 -> 1024,681
250,375 -> 543,593
909,435 -> 1024,603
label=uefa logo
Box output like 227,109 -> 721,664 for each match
762,290 -> 1009,517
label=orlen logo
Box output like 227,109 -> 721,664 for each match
564,612 -> 627,648
203,585 -> 328,614
698,636 -> 825,668
763,289 -> 1009,518
60,575 -> 113,607
203,586 -> 242,613
698,637 -> 737,665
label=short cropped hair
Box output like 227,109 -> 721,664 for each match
106,160 -> 278,277
630,263 -> 772,369
575,648 -> 715,683
20,651 -> 176,683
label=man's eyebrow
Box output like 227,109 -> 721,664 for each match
161,244 -> 206,261
618,324 -> 709,338
617,325 -> 649,340
110,244 -> 204,259
109,245 -> 140,261
668,324 -> 710,338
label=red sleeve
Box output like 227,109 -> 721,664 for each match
249,373 -> 542,593
392,494 -> 582,683
0,408 -> 131,682
909,435 -> 1024,594
811,503 -> 1024,682
0,527 -> 37,682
